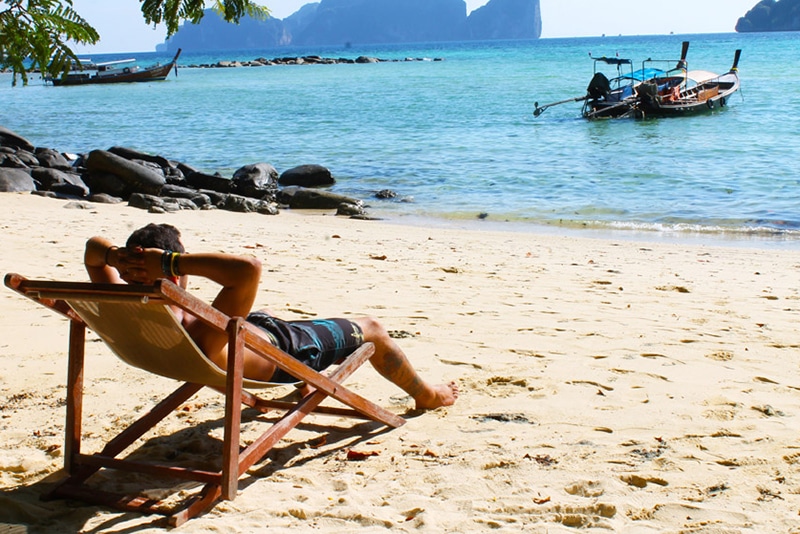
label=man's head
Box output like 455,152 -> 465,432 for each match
119,224 -> 187,286
126,223 -> 185,253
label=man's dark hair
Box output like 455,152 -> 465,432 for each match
126,223 -> 185,253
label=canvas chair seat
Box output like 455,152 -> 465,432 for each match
5,273 -> 405,526
68,298 -> 275,389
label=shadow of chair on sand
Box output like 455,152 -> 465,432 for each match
1,404 -> 398,533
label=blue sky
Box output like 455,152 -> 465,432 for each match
70,0 -> 758,54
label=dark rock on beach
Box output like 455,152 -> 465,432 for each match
336,202 -> 367,217
86,150 -> 166,196
232,163 -> 279,200
160,184 -> 214,209
278,186 -> 362,210
0,126 -> 383,217
108,146 -> 173,169
185,171 -> 233,194
129,193 -> 200,213
9,149 -> 39,167
0,126 -> 34,152
31,168 -> 90,197
223,194 -> 276,214
0,167 -> 35,192
375,189 -> 398,199
89,193 -> 123,204
35,148 -> 73,170
82,170 -> 128,199
279,164 -> 335,188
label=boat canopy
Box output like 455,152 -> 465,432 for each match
627,68 -> 664,82
592,56 -> 632,66
95,58 -> 136,67
686,70 -> 719,84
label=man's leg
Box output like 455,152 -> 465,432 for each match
351,317 -> 458,410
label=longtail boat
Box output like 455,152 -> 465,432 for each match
533,42 -> 741,120
50,49 -> 181,86
634,49 -> 741,118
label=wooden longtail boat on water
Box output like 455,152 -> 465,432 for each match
634,49 -> 741,118
533,42 -> 689,119
49,49 -> 181,86
581,41 -> 690,119
533,42 -> 741,120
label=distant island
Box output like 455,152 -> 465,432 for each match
736,0 -> 800,32
158,0 -> 542,52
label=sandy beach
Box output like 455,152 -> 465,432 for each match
1,192 -> 799,533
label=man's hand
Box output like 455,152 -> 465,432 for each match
113,246 -> 164,285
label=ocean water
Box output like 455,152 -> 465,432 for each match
2,32 -> 799,243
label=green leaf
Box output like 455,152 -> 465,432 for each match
0,0 -> 267,86
0,0 -> 99,86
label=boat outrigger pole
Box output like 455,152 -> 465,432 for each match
534,52 -> 634,118
533,95 -> 589,117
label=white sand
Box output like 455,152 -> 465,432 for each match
1,192 -> 799,532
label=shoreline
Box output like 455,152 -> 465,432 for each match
2,192 -> 800,531
7,190 -> 800,250
358,208 -> 800,250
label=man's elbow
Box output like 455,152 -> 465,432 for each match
242,256 -> 262,283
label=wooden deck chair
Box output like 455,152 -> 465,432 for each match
4,273 -> 405,526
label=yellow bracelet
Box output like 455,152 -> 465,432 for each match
169,252 -> 181,277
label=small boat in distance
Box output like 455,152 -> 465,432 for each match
49,49 -> 181,86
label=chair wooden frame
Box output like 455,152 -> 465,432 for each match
5,273 -> 405,526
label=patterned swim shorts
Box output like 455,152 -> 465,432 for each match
246,312 -> 365,383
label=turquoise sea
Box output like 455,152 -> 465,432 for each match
2,32 -> 799,244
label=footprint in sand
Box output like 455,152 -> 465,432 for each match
783,452 -> 800,465
638,502 -> 749,528
620,474 -> 668,488
705,350 -> 734,361
471,376 -> 531,397
702,404 -> 740,421
564,480 -> 604,497
474,501 -> 616,530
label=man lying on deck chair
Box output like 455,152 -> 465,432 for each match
84,223 -> 458,410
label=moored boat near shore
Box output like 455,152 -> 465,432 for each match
49,49 -> 181,86
581,41 -> 690,119
634,49 -> 741,118
533,42 -> 741,120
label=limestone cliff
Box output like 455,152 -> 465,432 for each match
162,0 -> 542,52
466,0 -> 541,40
736,0 -> 800,32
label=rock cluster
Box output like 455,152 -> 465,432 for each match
186,55 -> 443,69
0,126 -> 382,217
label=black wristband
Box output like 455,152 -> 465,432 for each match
104,246 -> 118,266
161,250 -> 173,276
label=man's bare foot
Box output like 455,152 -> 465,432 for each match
414,381 -> 459,410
